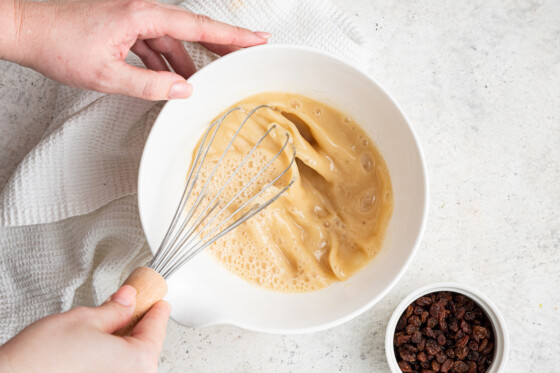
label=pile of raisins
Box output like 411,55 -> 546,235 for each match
393,291 -> 494,373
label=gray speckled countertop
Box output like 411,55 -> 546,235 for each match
1,0 -> 559,372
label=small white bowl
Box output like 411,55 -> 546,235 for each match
385,283 -> 509,373
138,45 -> 428,333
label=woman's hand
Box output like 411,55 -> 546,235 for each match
3,0 -> 269,100
0,285 -> 171,373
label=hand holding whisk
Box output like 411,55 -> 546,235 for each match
114,105 -> 296,335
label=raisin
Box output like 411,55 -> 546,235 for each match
456,335 -> 470,348
468,361 -> 477,373
427,317 -> 438,329
454,360 -> 469,372
454,294 -> 466,303
409,315 -> 422,327
405,305 -> 414,318
449,301 -> 457,313
464,311 -> 476,321
404,344 -> 418,353
425,327 -> 435,338
406,324 -> 419,334
395,332 -> 411,346
439,292 -> 453,303
437,334 -> 446,346
436,351 -> 447,364
477,338 -> 488,353
440,359 -> 453,372
467,350 -> 479,361
446,348 -> 456,359
477,354 -> 487,365
412,331 -> 423,344
456,347 -> 469,360
439,319 -> 448,333
460,320 -> 470,334
399,347 -> 416,362
422,311 -> 430,323
449,318 -> 459,333
430,302 -> 445,319
418,352 -> 428,362
397,314 -> 407,331
398,361 -> 413,372
414,306 -> 425,315
484,326 -> 492,339
472,326 -> 487,341
417,296 -> 433,306
431,360 -> 441,372
415,337 -> 424,350
467,341 -> 479,351
426,339 -> 441,355
482,341 -> 494,355
455,307 -> 466,320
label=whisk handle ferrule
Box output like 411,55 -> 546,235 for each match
113,266 -> 168,336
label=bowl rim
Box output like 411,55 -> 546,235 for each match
385,282 -> 510,372
138,44 -> 430,333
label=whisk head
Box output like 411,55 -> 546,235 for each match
150,105 -> 296,279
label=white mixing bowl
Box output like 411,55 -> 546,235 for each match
138,45 -> 428,333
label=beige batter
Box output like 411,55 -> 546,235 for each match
189,92 -> 393,292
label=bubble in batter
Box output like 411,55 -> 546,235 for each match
360,152 -> 374,172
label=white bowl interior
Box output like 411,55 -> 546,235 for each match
385,283 -> 509,373
138,45 -> 428,333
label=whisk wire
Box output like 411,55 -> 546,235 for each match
162,147 -> 296,279
152,106 -> 271,273
182,105 -> 270,227
151,107 -> 240,271
150,117 -> 221,270
151,105 -> 296,278
169,132 -> 292,264
178,124 -> 278,243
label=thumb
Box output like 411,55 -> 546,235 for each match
130,300 -> 171,352
93,285 -> 137,333
112,62 -> 193,101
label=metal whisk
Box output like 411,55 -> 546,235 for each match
114,105 -> 296,335
151,105 -> 296,278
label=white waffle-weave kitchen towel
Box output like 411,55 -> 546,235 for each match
0,0 -> 368,342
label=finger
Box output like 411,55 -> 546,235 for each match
131,40 -> 169,72
94,285 -> 137,333
130,300 -> 171,352
146,36 -> 197,79
152,8 -> 270,47
199,42 -> 241,56
112,62 -> 193,100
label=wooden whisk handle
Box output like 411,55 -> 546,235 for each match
113,266 -> 168,336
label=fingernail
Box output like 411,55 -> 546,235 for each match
168,81 -> 193,99
111,285 -> 136,307
254,31 -> 271,39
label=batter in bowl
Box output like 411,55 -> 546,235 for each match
190,92 -> 393,292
